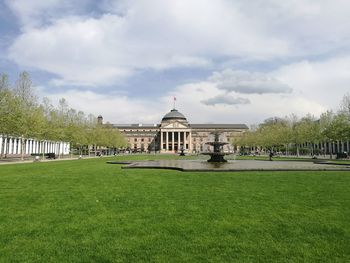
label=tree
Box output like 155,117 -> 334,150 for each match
320,111 -> 337,158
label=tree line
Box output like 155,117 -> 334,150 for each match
0,72 -> 127,158
235,94 -> 350,158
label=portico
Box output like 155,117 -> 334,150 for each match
160,130 -> 192,152
159,109 -> 192,153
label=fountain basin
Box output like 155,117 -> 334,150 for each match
107,159 -> 350,172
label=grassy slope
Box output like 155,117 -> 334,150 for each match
0,156 -> 349,262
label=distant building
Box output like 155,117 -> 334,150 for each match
0,135 -> 70,157
108,108 -> 248,153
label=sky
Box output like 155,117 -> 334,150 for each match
1,0 -> 350,125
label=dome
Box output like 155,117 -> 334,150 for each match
161,109 -> 187,121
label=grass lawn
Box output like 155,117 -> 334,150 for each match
0,155 -> 349,262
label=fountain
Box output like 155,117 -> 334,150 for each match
202,132 -> 230,162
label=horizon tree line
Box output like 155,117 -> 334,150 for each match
0,72 -> 127,159
235,94 -> 350,158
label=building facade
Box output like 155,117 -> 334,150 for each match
0,135 -> 70,157
112,109 -> 248,153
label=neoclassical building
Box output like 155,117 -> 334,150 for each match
0,135 -> 70,157
111,108 -> 248,153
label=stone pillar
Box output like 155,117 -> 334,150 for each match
172,131 -> 174,152
3,137 -> 7,155
9,138 -> 13,154
14,139 -> 18,154
178,132 -> 181,149
183,132 -> 187,149
25,140 -> 28,154
166,132 -> 169,151
4,137 -> 7,156
160,131 -> 163,151
17,139 -> 21,155
189,132 -> 192,153
0,136 -> 2,155
28,140 -> 31,153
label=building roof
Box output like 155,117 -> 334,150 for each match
190,124 -> 249,129
161,109 -> 187,121
113,124 -> 160,129
114,123 -> 248,130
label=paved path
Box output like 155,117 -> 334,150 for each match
109,159 -> 350,172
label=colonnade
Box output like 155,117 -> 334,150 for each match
160,130 -> 191,152
307,141 -> 350,154
0,135 -> 70,157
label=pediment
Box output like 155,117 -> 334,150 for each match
162,122 -> 189,129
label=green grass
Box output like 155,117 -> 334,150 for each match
0,155 -> 349,262
235,154 -> 350,163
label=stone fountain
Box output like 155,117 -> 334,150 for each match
202,132 -> 230,162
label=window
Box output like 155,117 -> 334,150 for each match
141,138 -> 144,142
134,138 -> 137,142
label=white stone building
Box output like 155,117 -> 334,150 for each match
0,135 -> 70,157
111,108 -> 248,153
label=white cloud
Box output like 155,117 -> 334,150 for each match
37,66 -> 328,125
42,89 -> 165,124
210,69 -> 292,94
8,0 -> 289,86
5,0 -> 88,28
168,80 -> 326,124
201,94 -> 250,106
5,0 -> 350,124
273,56 -> 350,109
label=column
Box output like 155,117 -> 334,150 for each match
4,137 -> 7,155
166,132 -> 169,151
17,139 -> 21,155
189,132 -> 192,153
178,131 -> 181,149
0,136 -> 2,156
14,138 -> 18,154
9,138 -> 13,154
183,132 -> 186,150
172,131 -> 174,152
28,140 -> 31,153
160,131 -> 163,151
25,140 -> 28,154
4,137 -> 8,155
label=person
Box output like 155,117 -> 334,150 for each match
269,151 -> 274,161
